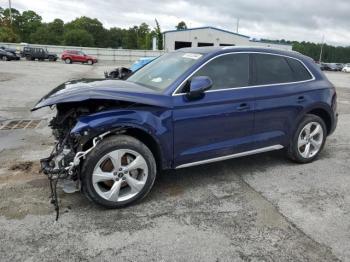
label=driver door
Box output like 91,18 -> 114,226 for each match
172,53 -> 256,168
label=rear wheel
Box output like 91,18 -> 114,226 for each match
1,56 -> 8,61
287,114 -> 326,163
81,135 -> 157,208
25,55 -> 31,61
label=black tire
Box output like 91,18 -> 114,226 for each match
287,114 -> 327,163
87,59 -> 93,65
1,56 -> 8,61
65,58 -> 71,64
81,135 -> 157,208
25,55 -> 31,61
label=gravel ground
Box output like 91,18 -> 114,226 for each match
0,61 -> 349,261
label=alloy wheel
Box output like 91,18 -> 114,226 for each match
297,121 -> 323,158
92,149 -> 148,202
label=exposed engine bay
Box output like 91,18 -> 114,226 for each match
40,100 -> 132,220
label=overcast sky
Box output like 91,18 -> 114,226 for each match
6,0 -> 350,46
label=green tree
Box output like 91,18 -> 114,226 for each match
154,19 -> 163,49
106,27 -> 124,48
63,29 -> 94,47
0,25 -> 19,42
48,18 -> 64,44
137,22 -> 151,49
29,24 -> 50,44
175,21 -> 187,30
29,19 -> 64,45
65,16 -> 107,46
125,26 -> 139,49
0,7 -> 20,41
17,10 -> 42,42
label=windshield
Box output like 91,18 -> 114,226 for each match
127,52 -> 203,91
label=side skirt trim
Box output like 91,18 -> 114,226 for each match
175,145 -> 284,169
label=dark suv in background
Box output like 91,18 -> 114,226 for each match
21,46 -> 58,61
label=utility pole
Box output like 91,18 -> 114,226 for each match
319,35 -> 325,63
8,0 -> 13,24
236,18 -> 240,33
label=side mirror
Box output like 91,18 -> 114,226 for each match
186,76 -> 213,99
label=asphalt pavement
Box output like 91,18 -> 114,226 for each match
0,61 -> 349,261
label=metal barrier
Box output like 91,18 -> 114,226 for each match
0,42 -> 165,62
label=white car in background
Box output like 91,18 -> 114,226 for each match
342,64 -> 350,73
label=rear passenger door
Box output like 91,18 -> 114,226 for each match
252,53 -> 314,148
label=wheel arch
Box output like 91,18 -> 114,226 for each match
306,107 -> 332,135
81,124 -> 165,171
122,126 -> 163,171
290,103 -> 333,142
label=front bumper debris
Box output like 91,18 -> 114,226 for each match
41,131 -> 110,221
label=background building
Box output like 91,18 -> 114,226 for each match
163,26 -> 292,51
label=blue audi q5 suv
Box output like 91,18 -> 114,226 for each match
33,46 -> 338,210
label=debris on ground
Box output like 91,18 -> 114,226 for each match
9,161 -> 34,171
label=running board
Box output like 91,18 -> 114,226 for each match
175,145 -> 284,169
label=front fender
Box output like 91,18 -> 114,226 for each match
71,108 -> 173,169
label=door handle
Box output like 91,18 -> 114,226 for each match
237,103 -> 250,111
297,96 -> 306,103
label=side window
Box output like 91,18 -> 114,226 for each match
190,53 -> 249,91
253,54 -> 294,85
286,58 -> 312,81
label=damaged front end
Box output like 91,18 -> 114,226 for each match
32,78 -> 171,220
38,101 -> 130,220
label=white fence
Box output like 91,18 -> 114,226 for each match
0,42 -> 165,63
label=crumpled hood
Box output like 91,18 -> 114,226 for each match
31,79 -> 172,111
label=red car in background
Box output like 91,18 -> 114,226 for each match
61,50 -> 97,65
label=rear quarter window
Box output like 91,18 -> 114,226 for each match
286,58 -> 312,81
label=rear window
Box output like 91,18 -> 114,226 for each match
253,54 -> 312,85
